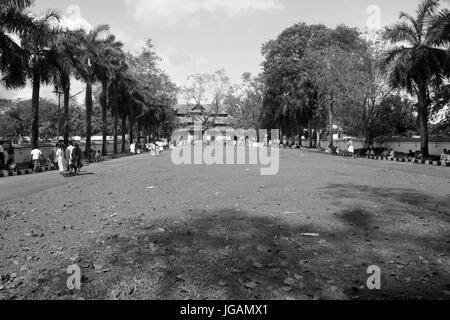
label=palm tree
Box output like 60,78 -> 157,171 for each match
52,29 -> 84,144
21,11 -> 60,148
382,0 -> 448,157
0,0 -> 34,88
116,75 -> 139,152
94,34 -> 124,155
75,24 -> 110,154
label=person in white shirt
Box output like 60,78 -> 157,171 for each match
347,139 -> 354,156
441,149 -> 447,165
31,147 -> 43,173
56,143 -> 67,175
67,141 -> 75,173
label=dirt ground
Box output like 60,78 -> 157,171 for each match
0,149 -> 449,300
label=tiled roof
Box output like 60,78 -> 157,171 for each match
175,104 -> 229,116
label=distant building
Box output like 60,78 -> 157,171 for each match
174,104 -> 235,140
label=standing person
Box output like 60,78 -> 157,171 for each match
0,141 -> 5,170
441,149 -> 448,164
348,139 -> 355,157
56,143 -> 66,175
72,143 -> 84,175
67,141 -> 75,174
30,146 -> 43,174
7,141 -> 15,163
64,144 -> 72,175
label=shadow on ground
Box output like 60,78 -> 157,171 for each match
323,183 -> 450,223
18,206 -> 450,300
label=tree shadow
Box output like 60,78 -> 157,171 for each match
19,208 -> 450,301
322,183 -> 450,223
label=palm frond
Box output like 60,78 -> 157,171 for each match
90,24 -> 110,42
384,22 -> 419,45
427,9 -> 450,46
0,0 -> 32,12
0,32 -> 27,88
416,0 -> 440,24
399,11 -> 420,36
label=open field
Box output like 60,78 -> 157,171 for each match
0,150 -> 449,300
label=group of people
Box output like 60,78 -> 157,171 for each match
130,141 -> 165,157
0,140 -> 15,171
55,142 -> 84,177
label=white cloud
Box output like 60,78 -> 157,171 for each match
158,47 -> 207,86
124,0 -> 284,26
111,28 -> 147,54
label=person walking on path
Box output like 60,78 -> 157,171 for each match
347,139 -> 355,157
30,147 -> 43,174
67,141 -> 75,174
64,144 -> 73,176
56,143 -> 66,175
6,141 -> 14,163
72,143 -> 84,175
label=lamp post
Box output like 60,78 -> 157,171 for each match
53,89 -> 85,143
52,88 -> 64,143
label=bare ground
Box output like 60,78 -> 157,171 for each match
0,149 -> 449,300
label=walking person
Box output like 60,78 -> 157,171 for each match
6,141 -> 15,163
30,146 -> 43,174
72,143 -> 84,175
64,144 -> 73,176
440,149 -> 447,165
348,138 -> 355,158
56,143 -> 66,175
67,141 -> 75,174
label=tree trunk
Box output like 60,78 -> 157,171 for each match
308,118 -> 313,148
63,77 -> 70,144
129,116 -> 134,145
137,123 -> 141,145
85,81 -> 93,154
417,80 -> 429,157
113,89 -> 118,154
298,127 -> 303,148
328,102 -> 334,148
316,129 -> 320,149
31,71 -> 40,149
101,81 -> 108,156
121,113 -> 127,153
113,110 -> 118,154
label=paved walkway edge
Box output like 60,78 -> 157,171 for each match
303,148 -> 450,168
0,153 -> 136,178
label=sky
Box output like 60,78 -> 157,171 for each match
0,0 -> 429,102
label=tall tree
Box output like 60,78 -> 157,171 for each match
52,29 -> 84,144
22,11 -> 60,148
75,24 -> 110,153
127,40 -> 177,140
382,0 -> 448,157
95,34 -> 124,155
